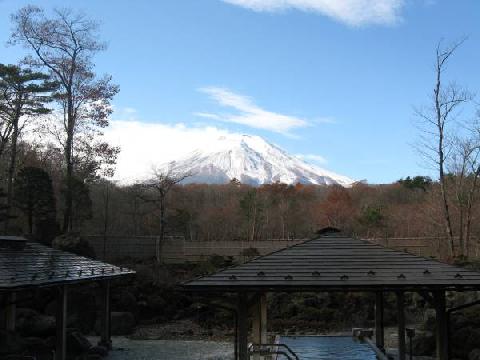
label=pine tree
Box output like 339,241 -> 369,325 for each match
0,63 -> 57,231
14,166 -> 56,235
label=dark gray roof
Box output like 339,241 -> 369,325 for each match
184,235 -> 480,292
0,240 -> 134,291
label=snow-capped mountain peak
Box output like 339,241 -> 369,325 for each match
167,134 -> 353,186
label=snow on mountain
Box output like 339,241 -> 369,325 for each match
166,134 -> 353,186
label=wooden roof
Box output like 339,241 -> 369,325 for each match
0,239 -> 134,291
184,235 -> 480,292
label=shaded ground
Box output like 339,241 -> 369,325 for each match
91,337 -> 234,360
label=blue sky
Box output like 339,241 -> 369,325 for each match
1,0 -> 479,183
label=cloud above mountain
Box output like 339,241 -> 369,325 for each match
196,87 -> 308,135
104,120 -> 240,183
221,0 -> 405,26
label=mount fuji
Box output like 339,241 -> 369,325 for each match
166,134 -> 353,186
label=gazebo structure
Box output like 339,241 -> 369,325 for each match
0,236 -> 135,360
184,232 -> 480,360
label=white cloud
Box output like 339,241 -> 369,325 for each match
104,120 -> 240,183
221,0 -> 405,26
197,86 -> 308,135
296,153 -> 328,164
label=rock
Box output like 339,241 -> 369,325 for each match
16,308 -> 56,336
88,345 -> 109,357
52,232 -> 95,258
84,355 -> 103,360
66,329 -> 92,355
23,336 -> 52,352
113,290 -> 137,310
111,311 -> 136,335
453,327 -> 480,357
0,330 -> 25,355
411,331 -> 435,356
470,349 -> 480,360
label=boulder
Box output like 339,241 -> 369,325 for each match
66,329 -> 92,355
452,327 -> 480,358
0,330 -> 25,355
411,331 -> 435,356
84,355 -> 103,360
112,289 -> 137,314
16,308 -> 56,337
470,349 -> 480,360
88,345 -> 109,357
111,311 -> 136,335
23,336 -> 52,352
52,232 -> 95,258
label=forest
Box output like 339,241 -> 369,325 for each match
1,6 -> 480,261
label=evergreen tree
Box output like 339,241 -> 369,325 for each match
14,166 -> 56,235
0,63 -> 57,231
11,6 -> 119,232
0,187 -> 15,227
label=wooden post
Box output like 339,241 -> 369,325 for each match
99,281 -> 112,349
56,285 -> 68,360
5,292 -> 16,331
375,291 -> 385,352
251,293 -> 267,360
260,293 -> 267,346
396,291 -> 406,360
238,293 -> 249,360
434,290 -> 448,360
252,299 -> 260,360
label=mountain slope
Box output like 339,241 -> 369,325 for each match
167,134 -> 353,186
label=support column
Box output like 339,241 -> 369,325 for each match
99,281 -> 112,349
251,293 -> 267,360
434,290 -> 448,360
396,291 -> 406,360
375,291 -> 385,352
5,292 -> 16,331
56,285 -> 68,360
237,293 -> 249,360
260,293 -> 267,346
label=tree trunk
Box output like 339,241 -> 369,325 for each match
63,95 -> 74,233
28,195 -> 33,235
158,192 -> 166,264
464,173 -> 480,258
435,59 -> 455,257
4,100 -> 21,233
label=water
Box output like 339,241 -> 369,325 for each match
280,336 -> 378,360
103,337 -> 234,360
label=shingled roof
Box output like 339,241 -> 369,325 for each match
0,237 -> 134,291
184,234 -> 480,292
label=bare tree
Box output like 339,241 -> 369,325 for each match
10,6 -> 119,232
448,114 -> 480,257
141,166 -> 191,263
415,38 -> 473,257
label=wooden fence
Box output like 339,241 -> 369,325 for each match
84,235 -> 306,263
369,236 -> 480,259
85,235 -> 480,264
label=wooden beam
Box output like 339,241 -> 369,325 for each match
98,281 -> 112,349
56,285 -> 68,360
434,290 -> 448,360
375,291 -> 385,352
396,291 -> 406,360
237,292 -> 249,360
